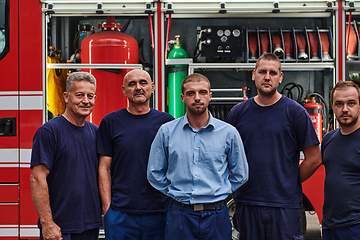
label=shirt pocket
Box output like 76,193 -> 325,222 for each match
204,148 -> 226,172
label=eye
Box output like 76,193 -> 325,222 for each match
335,102 -> 343,107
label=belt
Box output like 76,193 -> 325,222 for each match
171,200 -> 226,212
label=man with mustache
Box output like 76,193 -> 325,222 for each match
30,72 -> 101,240
147,73 -> 248,240
321,81 -> 360,240
226,53 -> 322,240
97,69 -> 174,240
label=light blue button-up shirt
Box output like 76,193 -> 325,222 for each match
147,113 -> 248,204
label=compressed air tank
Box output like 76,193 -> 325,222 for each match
81,16 -> 139,125
168,35 -> 188,118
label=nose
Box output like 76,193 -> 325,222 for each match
343,104 -> 349,112
265,71 -> 270,80
135,82 -> 142,89
82,96 -> 90,104
195,92 -> 201,100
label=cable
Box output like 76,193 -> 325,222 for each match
280,82 -> 303,103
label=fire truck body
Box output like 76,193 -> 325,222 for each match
0,0 -> 356,239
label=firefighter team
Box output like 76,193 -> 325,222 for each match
29,53 -> 360,240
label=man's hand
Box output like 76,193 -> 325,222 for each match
41,221 -> 62,240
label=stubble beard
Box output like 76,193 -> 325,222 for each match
338,114 -> 359,128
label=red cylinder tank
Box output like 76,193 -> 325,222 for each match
81,16 -> 139,125
304,97 -> 323,142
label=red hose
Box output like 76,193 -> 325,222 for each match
346,12 -> 352,57
148,14 -> 154,56
165,14 -> 172,60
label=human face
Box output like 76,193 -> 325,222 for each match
252,59 -> 283,97
122,70 -> 154,105
181,81 -> 212,116
64,80 -> 96,119
332,87 -> 360,128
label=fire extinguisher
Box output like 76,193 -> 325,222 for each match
168,35 -> 188,118
304,97 -> 323,142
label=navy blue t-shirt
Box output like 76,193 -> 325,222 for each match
96,108 -> 174,214
30,116 -> 102,233
226,96 -> 319,208
322,128 -> 360,229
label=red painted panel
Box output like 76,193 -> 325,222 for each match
20,168 -> 38,226
0,0 -> 18,92
0,168 -> 19,183
0,205 -> 19,224
19,110 -> 43,149
18,0 -> 43,92
0,185 -> 19,203
302,165 -> 325,223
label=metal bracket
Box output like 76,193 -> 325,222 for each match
219,2 -> 226,14
166,3 -> 173,14
326,1 -> 334,12
273,1 -> 280,13
96,2 -> 103,14
145,2 -> 153,14
348,1 -> 355,12
46,3 -> 55,14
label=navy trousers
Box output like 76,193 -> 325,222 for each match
165,202 -> 232,240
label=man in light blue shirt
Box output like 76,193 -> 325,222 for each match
147,73 -> 248,240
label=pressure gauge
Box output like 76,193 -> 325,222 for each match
224,29 -> 231,37
217,29 -> 224,37
233,29 -> 241,37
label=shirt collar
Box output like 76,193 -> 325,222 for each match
181,111 -> 216,131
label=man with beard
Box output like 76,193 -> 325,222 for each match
321,81 -> 360,240
147,73 -> 248,240
225,53 -> 321,240
97,69 -> 174,240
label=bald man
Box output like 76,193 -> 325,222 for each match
97,70 -> 174,240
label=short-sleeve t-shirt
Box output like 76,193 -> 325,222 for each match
97,108 -> 174,214
30,116 -> 102,233
322,128 -> 360,229
226,96 -> 319,208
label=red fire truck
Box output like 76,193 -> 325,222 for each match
0,0 -> 356,239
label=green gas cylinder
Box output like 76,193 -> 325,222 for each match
168,35 -> 188,118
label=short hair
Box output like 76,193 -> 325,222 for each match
66,72 -> 97,92
255,53 -> 281,71
181,73 -> 211,94
330,81 -> 360,104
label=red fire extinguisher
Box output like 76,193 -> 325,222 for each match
304,97 -> 323,142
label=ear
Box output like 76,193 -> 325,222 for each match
122,85 -> 126,96
63,91 -> 69,103
151,82 -> 155,93
181,94 -> 185,103
252,70 -> 256,82
279,71 -> 284,84
209,91 -> 212,100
